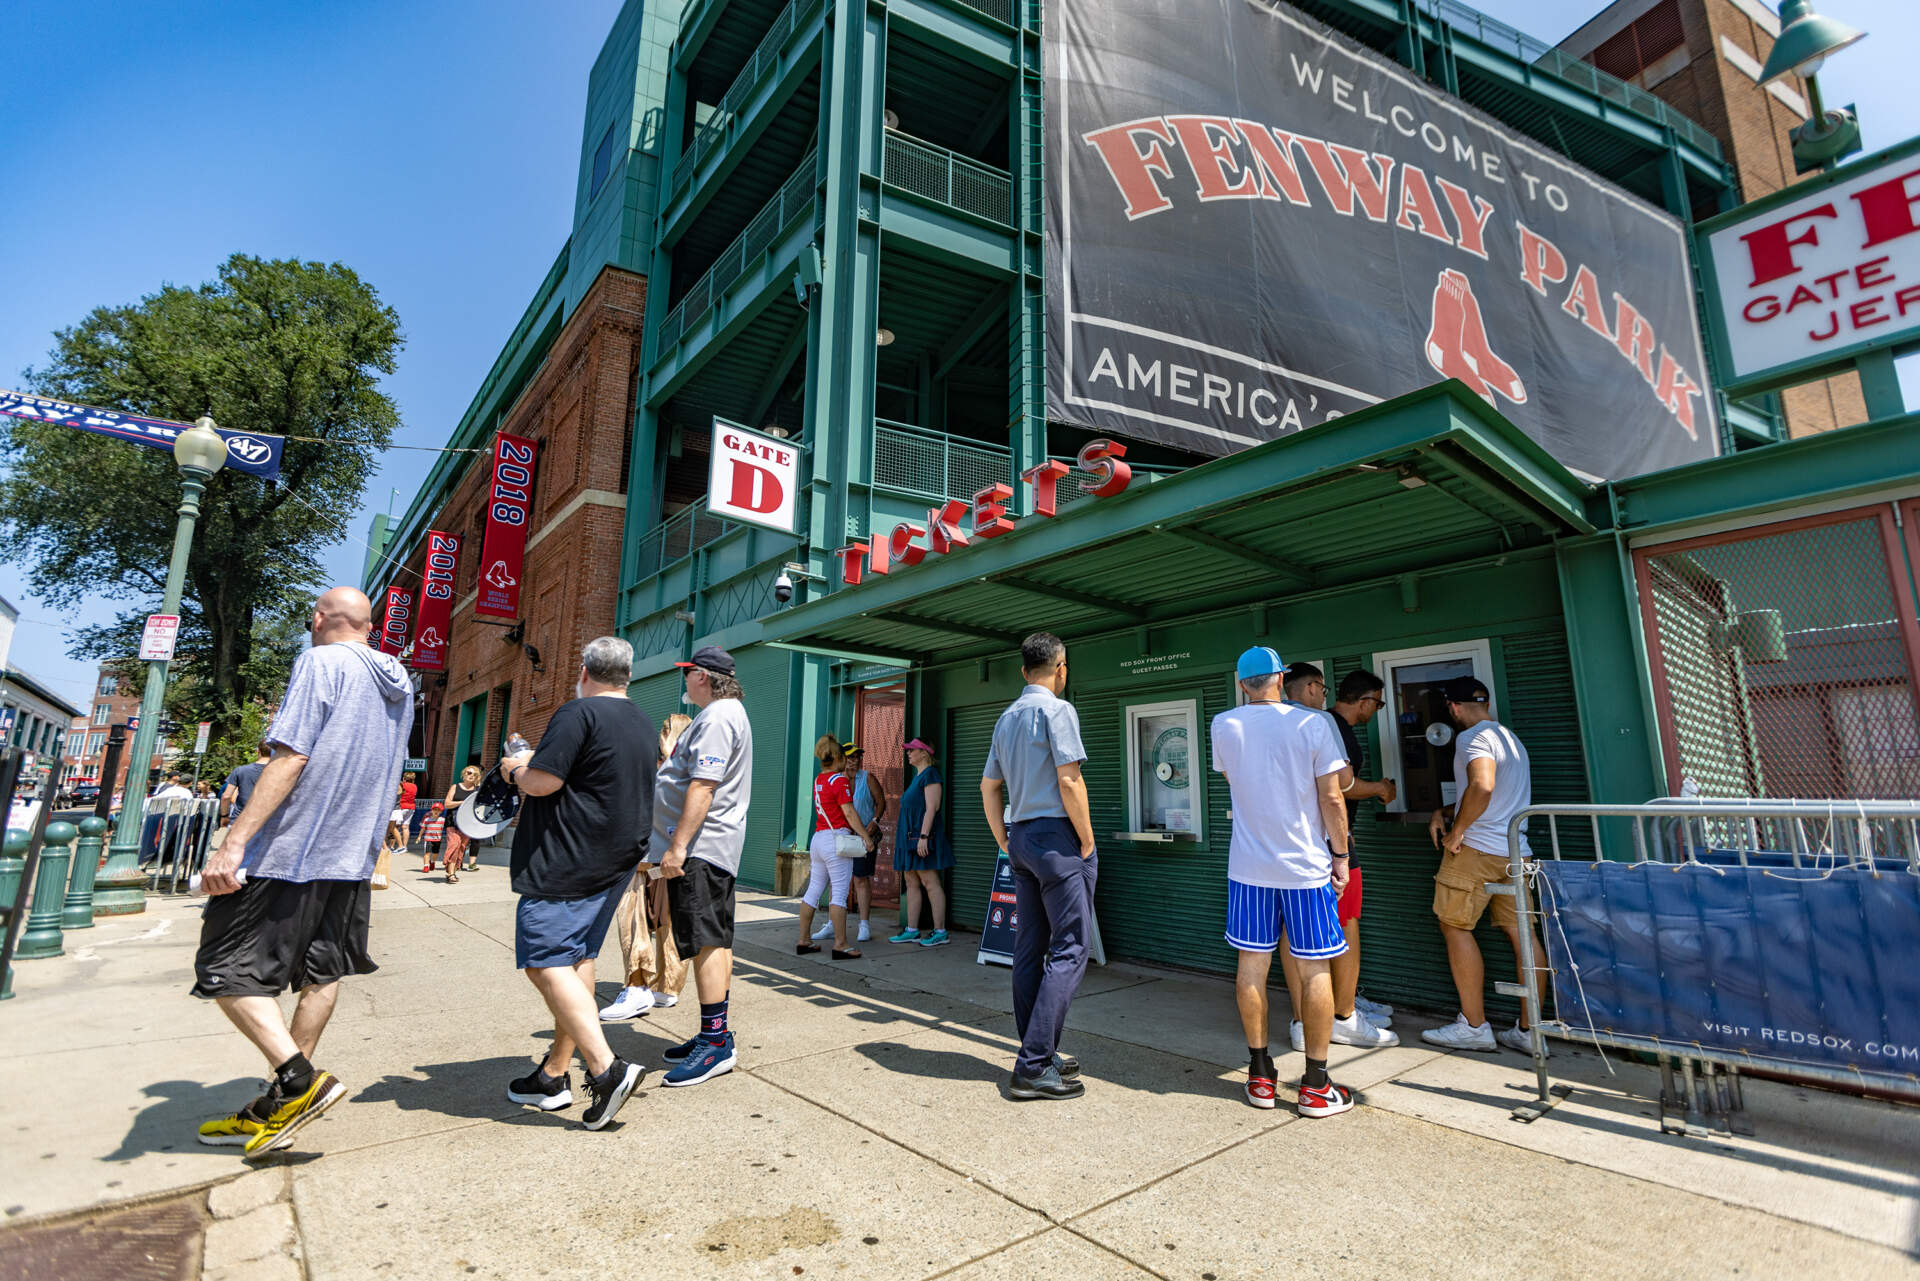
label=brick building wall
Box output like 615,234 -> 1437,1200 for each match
381,265 -> 646,798
70,665 -> 163,793
1561,0 -> 1867,437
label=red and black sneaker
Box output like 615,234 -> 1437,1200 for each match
1296,1079 -> 1355,1118
1244,1072 -> 1277,1110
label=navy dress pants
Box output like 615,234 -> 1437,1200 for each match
1008,816 -> 1098,1078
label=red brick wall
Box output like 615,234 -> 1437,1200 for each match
387,265 -> 646,796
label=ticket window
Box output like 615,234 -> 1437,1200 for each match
1121,697 -> 1203,842
1373,640 -> 1494,815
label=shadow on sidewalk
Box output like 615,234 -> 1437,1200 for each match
106,1077 -> 264,1162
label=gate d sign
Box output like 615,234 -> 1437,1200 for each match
707,420 -> 800,535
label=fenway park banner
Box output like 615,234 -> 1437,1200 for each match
411,530 -> 460,671
377,585 -> 414,656
476,433 -> 538,619
1046,0 -> 1718,479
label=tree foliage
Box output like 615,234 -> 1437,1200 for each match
0,254 -> 403,739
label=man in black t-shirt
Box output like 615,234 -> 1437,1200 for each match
1327,670 -> 1399,1044
218,742 -> 272,827
497,637 -> 658,1131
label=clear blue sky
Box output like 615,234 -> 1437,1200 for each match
0,0 -> 1913,713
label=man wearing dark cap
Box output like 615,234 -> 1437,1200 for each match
1421,676 -> 1544,1054
653,646 -> 754,1087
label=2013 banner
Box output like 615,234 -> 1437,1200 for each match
377,585 -> 413,656
476,433 -> 538,619
1046,0 -> 1718,479
0,389 -> 285,479
411,530 -> 460,671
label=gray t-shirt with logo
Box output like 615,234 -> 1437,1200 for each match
652,697 -> 752,876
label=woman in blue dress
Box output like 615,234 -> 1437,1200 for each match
889,737 -> 954,946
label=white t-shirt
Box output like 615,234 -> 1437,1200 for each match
1454,719 -> 1532,857
1210,702 -> 1348,888
152,784 -> 192,802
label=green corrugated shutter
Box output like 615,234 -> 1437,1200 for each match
946,703 -> 1007,930
733,644 -> 792,891
631,671 -> 682,739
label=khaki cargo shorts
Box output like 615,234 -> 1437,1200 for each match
1432,844 -> 1518,931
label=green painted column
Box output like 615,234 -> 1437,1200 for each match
1556,535 -> 1663,850
0,829 -> 21,999
63,815 -> 108,929
16,821 -> 77,960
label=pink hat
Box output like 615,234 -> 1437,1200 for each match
903,737 -> 934,753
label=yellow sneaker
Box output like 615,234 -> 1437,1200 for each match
196,1111 -> 266,1147
242,1071 -> 346,1157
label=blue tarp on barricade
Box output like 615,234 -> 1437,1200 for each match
1537,860 -> 1920,1077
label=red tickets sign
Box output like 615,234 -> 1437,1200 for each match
476,433 -> 538,619
377,584 -> 413,656
411,529 -> 460,670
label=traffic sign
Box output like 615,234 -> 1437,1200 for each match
138,614 -> 180,661
194,722 -> 211,754
403,757 -> 429,772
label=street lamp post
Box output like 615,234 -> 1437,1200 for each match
93,418 -> 228,916
1757,0 -> 1868,175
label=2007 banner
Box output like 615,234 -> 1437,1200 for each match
476,433 -> 539,620
411,530 -> 461,670
1046,0 -> 1718,479
377,585 -> 413,656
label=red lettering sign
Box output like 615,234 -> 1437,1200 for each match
971,483 -> 1015,538
1077,438 -> 1133,497
476,433 -> 538,619
1738,204 -> 1839,288
411,530 -> 460,671
378,585 -> 413,656
1020,460 -> 1070,518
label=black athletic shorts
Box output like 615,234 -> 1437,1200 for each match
191,877 -> 377,1000
850,853 -> 876,879
667,858 -> 736,959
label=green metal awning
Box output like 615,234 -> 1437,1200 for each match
764,382 -> 1595,666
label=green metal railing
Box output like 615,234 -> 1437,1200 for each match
873,421 -> 1014,503
1421,0 -> 1722,160
632,498 -> 735,579
882,130 -> 1013,225
670,0 -> 819,201
945,0 -> 1015,27
658,150 -> 817,355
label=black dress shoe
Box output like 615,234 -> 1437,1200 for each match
1054,1054 -> 1080,1080
1008,1064 -> 1086,1100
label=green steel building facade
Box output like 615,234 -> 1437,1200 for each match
379,0 -> 1920,1012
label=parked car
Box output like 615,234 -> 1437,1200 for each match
66,783 -> 101,807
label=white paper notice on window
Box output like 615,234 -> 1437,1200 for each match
1441,782 -> 1459,805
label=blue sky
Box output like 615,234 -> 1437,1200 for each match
1,0 -> 1913,714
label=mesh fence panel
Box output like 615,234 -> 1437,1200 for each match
1639,509 -> 1920,801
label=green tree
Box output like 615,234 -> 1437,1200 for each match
0,254 -> 403,739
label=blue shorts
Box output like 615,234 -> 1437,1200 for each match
515,882 -> 624,969
1225,879 -> 1348,959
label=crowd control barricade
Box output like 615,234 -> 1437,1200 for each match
146,796 -> 222,894
1496,799 -> 1920,1135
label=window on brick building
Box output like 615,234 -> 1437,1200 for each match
99,674 -> 118,695
93,704 -> 110,725
1588,0 -> 1686,84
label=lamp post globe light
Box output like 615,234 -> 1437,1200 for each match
1758,0 -> 1868,175
93,417 -> 228,915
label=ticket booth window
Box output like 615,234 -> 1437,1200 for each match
1122,697 -> 1202,840
1374,640 -> 1494,815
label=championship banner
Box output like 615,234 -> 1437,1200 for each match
0,389 -> 285,479
411,530 -> 460,671
475,433 -> 538,619
377,584 -> 414,656
1047,0 -> 1718,480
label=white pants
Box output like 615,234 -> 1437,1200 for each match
804,829 -> 863,908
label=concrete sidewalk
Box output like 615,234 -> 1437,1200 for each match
4,855 -> 1917,1280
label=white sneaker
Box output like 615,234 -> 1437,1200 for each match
856,919 -> 871,942
1289,1020 -> 1305,1053
811,921 -> 835,940
1354,994 -> 1394,1020
1497,1023 -> 1547,1056
648,991 -> 678,1008
1420,1013 -> 1497,1052
600,986 -> 655,1022
1331,1011 -> 1400,1047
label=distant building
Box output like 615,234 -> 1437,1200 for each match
68,663 -> 160,794
1,663 -> 83,789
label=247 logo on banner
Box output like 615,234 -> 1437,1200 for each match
476,434 -> 538,620
0,391 -> 286,479
411,530 -> 460,671
1047,0 -> 1717,479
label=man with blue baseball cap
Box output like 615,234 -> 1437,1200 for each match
1211,645 -> 1356,1117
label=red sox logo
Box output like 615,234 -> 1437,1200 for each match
416,626 -> 445,650
484,560 -> 518,590
1425,269 -> 1526,408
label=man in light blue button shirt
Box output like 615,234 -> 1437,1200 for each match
981,631 -> 1095,1101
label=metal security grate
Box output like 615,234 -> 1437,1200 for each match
632,499 -> 734,580
882,130 -> 1012,225
873,420 -> 1013,503
947,0 -> 1014,27
1637,508 -> 1920,800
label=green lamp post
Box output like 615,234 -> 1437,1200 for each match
94,417 -> 228,915
1757,0 -> 1868,175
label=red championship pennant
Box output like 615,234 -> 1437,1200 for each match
377,584 -> 413,656
412,530 -> 460,670
476,433 -> 538,619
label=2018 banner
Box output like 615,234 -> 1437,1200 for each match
1046,0 -> 1718,479
476,433 -> 538,619
411,530 -> 460,671
0,390 -> 285,479
378,585 -> 413,656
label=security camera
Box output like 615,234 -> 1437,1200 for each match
774,570 -> 794,605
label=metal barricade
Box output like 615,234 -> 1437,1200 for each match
145,796 -> 222,894
1499,799 -> 1920,1134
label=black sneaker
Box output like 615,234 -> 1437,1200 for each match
662,1033 -> 706,1063
1055,1054 -> 1080,1080
506,1062 -> 573,1111
582,1059 -> 643,1130
1008,1063 -> 1085,1101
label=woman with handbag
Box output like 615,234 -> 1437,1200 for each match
796,736 -> 873,959
431,764 -> 483,878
